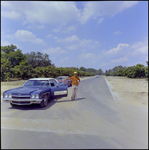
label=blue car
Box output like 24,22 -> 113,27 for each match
2,78 -> 68,108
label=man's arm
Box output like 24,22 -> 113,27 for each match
77,76 -> 80,82
64,77 -> 72,81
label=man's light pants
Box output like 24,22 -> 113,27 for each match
71,84 -> 78,100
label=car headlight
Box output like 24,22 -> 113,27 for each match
4,94 -> 8,98
8,94 -> 12,98
4,94 -> 12,98
31,94 -> 39,99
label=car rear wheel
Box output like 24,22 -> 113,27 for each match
40,95 -> 49,108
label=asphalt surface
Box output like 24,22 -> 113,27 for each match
1,76 -> 148,149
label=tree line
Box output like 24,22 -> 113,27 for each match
1,44 -> 148,81
105,63 -> 148,79
1,44 -> 97,81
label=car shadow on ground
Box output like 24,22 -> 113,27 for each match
8,97 -> 86,110
56,97 -> 86,103
8,98 -> 58,110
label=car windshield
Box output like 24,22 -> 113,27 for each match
23,80 -> 49,87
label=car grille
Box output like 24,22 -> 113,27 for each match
12,96 -> 30,99
12,93 -> 30,99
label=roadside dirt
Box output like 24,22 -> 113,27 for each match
104,76 -> 148,106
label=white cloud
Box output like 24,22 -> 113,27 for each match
78,52 -> 104,68
111,56 -> 128,63
98,18 -> 104,24
56,35 -> 79,43
46,34 -> 52,38
53,36 -> 58,40
113,31 -> 122,35
5,34 -> 15,39
60,57 -> 69,63
14,30 -> 46,45
78,52 -> 101,64
132,45 -> 148,55
131,40 -> 148,55
53,27 -> 62,33
62,25 -> 77,33
26,24 -> 45,29
66,45 -> 78,51
43,47 -> 67,54
1,1 -> 138,25
79,1 -> 138,24
1,41 -> 21,48
102,43 -> 129,56
1,41 -> 11,46
79,53 -> 96,60
1,10 -> 21,20
1,1 -> 80,25
55,35 -> 100,50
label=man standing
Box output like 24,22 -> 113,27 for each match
65,72 -> 80,101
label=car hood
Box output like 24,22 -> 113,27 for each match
5,86 -> 48,95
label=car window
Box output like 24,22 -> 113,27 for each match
24,80 -> 49,87
53,79 -> 58,84
49,79 -> 55,86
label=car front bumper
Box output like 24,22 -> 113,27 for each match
2,98 -> 43,105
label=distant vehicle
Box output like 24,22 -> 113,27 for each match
56,76 -> 72,87
2,78 -> 68,108
96,75 -> 99,78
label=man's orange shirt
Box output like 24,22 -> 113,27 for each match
70,76 -> 80,85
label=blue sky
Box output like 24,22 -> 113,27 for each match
1,1 -> 148,72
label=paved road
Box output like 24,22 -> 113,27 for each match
1,76 -> 148,149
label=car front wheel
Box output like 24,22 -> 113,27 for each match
40,95 -> 49,108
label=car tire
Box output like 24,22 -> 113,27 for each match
40,95 -> 48,108
10,103 -> 16,107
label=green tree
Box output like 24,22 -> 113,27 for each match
80,66 -> 86,72
1,44 -> 17,54
1,45 -> 26,68
133,64 -> 146,78
98,69 -> 103,75
1,58 -> 12,81
25,51 -> 53,68
15,61 -> 33,79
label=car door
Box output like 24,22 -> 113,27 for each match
49,79 -> 68,98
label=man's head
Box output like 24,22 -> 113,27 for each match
74,72 -> 77,76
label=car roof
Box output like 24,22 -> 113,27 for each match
57,76 -> 69,78
29,78 -> 54,80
